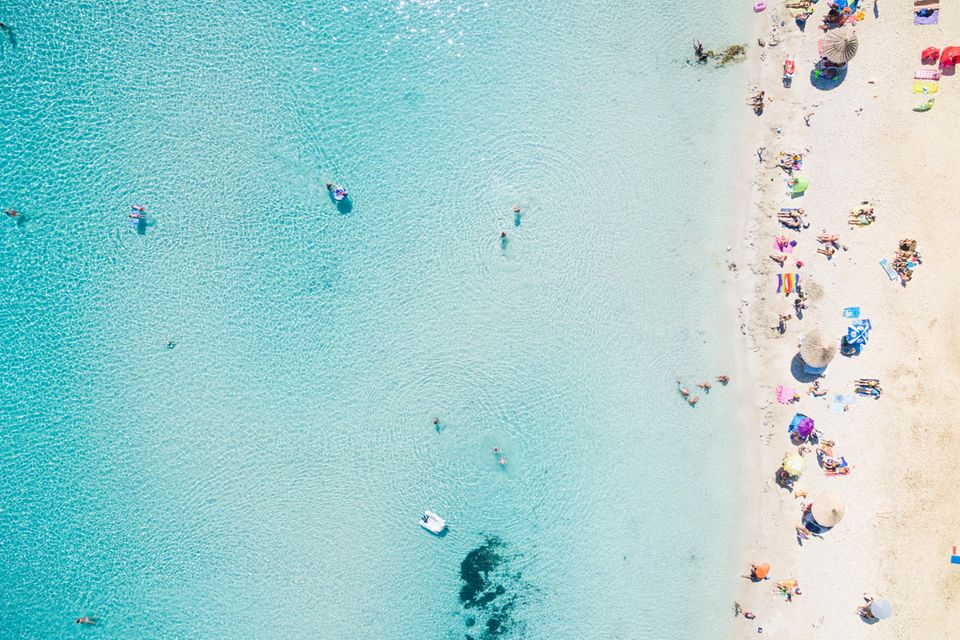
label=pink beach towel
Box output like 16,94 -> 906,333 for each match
775,236 -> 795,253
776,385 -> 796,404
915,69 -> 942,80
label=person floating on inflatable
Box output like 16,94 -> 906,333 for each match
326,183 -> 348,201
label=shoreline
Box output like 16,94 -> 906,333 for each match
731,2 -> 960,638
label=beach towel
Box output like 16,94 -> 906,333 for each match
913,81 -> 939,94
915,69 -> 942,80
915,9 -> 940,24
777,273 -> 800,295
842,307 -> 861,318
775,236 -> 795,253
777,385 -> 796,404
879,258 -> 899,281
952,546 -> 960,564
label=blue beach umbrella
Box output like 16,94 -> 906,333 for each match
847,319 -> 872,345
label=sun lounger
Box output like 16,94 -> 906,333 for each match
879,258 -> 899,281
915,69 -> 942,80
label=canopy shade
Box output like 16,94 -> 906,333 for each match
811,492 -> 845,528
822,29 -> 859,64
800,330 -> 837,368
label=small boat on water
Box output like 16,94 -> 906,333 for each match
420,511 -> 446,534
326,182 -> 348,201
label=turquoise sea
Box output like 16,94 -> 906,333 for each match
0,1 -> 751,638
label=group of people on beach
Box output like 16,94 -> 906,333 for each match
675,376 -> 729,407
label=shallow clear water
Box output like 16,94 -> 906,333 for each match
0,1 -> 750,638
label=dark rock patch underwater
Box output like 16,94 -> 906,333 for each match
458,536 -> 530,638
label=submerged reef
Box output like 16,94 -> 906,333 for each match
459,536 -> 529,639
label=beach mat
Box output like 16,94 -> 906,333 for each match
880,258 -> 899,281
777,273 -> 800,295
913,80 -> 939,94
915,9 -> 940,25
915,69 -> 942,80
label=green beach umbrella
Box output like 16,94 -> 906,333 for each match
790,176 -> 809,194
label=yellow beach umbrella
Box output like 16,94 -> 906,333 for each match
782,452 -> 807,477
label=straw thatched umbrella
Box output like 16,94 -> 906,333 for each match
822,29 -> 859,64
811,492 -> 845,528
800,330 -> 838,369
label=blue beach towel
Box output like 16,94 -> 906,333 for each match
879,258 -> 898,281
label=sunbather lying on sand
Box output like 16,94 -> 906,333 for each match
817,234 -> 839,245
808,381 -> 828,397
817,439 -> 836,457
771,254 -> 787,266
817,246 -> 836,258
786,0 -> 812,7
856,378 -> 880,387
780,217 -> 803,230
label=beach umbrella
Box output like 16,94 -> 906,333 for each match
811,492 -> 845,528
782,452 -> 807,476
847,319 -> 872,345
870,599 -> 893,619
797,418 -> 815,439
753,563 -> 770,580
822,29 -> 859,65
800,330 -> 837,368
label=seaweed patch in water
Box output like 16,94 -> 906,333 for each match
458,536 -> 528,638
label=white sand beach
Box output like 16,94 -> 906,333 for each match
732,2 -> 960,637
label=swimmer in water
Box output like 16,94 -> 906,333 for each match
499,456 -> 506,465
75,617 -> 95,625
4,209 -> 17,218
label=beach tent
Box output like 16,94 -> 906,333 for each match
870,599 -> 893,620
822,29 -> 859,65
940,46 -> 960,67
810,492 -> 845,528
800,330 -> 837,369
922,46 -> 940,62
